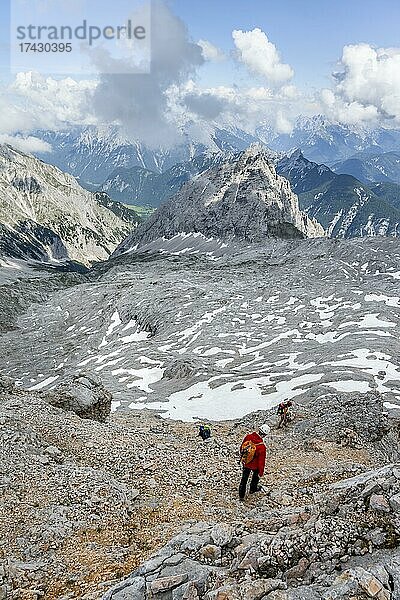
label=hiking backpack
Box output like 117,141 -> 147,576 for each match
203,425 -> 211,439
240,440 -> 258,466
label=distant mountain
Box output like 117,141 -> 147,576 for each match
33,119 -> 400,193
332,152 -> 400,184
113,146 -> 324,256
276,149 -> 335,193
34,125 -> 260,190
277,150 -> 400,237
370,182 -> 400,211
260,115 -> 400,166
0,145 -> 139,265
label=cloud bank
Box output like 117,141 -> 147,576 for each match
321,43 -> 400,125
90,1 -> 204,148
0,134 -> 52,153
1,1 -> 400,151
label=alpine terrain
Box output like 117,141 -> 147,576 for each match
0,145 -> 139,265
277,150 -> 400,238
114,145 -> 323,255
1,134 -> 400,600
259,115 -> 400,165
332,152 -> 400,185
35,125 -> 259,190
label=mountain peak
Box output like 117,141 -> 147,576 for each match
114,149 -> 324,255
239,142 -> 278,164
288,148 -> 304,161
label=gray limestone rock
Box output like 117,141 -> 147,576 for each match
43,373 -> 112,422
114,146 -> 324,256
369,494 -> 391,514
389,493 -> 400,512
210,524 -> 235,548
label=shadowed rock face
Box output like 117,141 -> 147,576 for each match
114,146 -> 324,256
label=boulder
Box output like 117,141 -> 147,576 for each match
239,579 -> 286,599
0,374 -> 16,393
43,373 -> 112,422
369,494 -> 391,514
150,573 -> 188,594
103,576 -> 146,599
211,524 -> 234,547
163,358 -> 206,380
389,493 -> 400,512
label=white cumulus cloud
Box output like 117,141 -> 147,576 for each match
0,134 -> 52,153
232,28 -> 294,85
321,43 -> 400,125
11,72 -> 96,129
0,72 -> 97,136
198,40 -> 226,62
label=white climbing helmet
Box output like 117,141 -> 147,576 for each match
259,423 -> 271,437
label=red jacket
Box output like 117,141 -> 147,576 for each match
241,432 -> 266,477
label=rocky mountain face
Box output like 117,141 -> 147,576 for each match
35,125 -> 259,190
0,145 -> 139,265
2,376 -> 400,599
260,115 -> 400,165
100,147 -> 400,242
277,150 -> 400,238
371,182 -> 400,212
114,146 -> 324,255
333,151 -> 400,185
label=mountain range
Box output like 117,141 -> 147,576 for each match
277,150 -> 400,237
2,114 -> 400,269
33,117 -> 400,193
35,125 -> 258,190
100,152 -> 233,207
87,143 -> 400,242
259,115 -> 400,165
0,145 -> 139,265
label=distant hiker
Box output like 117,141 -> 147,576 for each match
277,400 -> 293,428
239,424 -> 269,499
198,424 -> 211,441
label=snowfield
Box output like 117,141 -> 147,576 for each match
1,236 -> 400,421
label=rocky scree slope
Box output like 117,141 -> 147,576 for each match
2,373 -> 400,599
3,236 -> 400,416
114,146 -> 324,255
0,145 -> 138,265
0,252 -> 88,333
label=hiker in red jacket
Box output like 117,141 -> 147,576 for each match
239,424 -> 270,500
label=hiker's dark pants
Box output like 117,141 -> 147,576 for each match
239,467 -> 259,498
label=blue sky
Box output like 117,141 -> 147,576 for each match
1,0 -> 400,144
171,0 -> 400,90
1,0 -> 400,85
